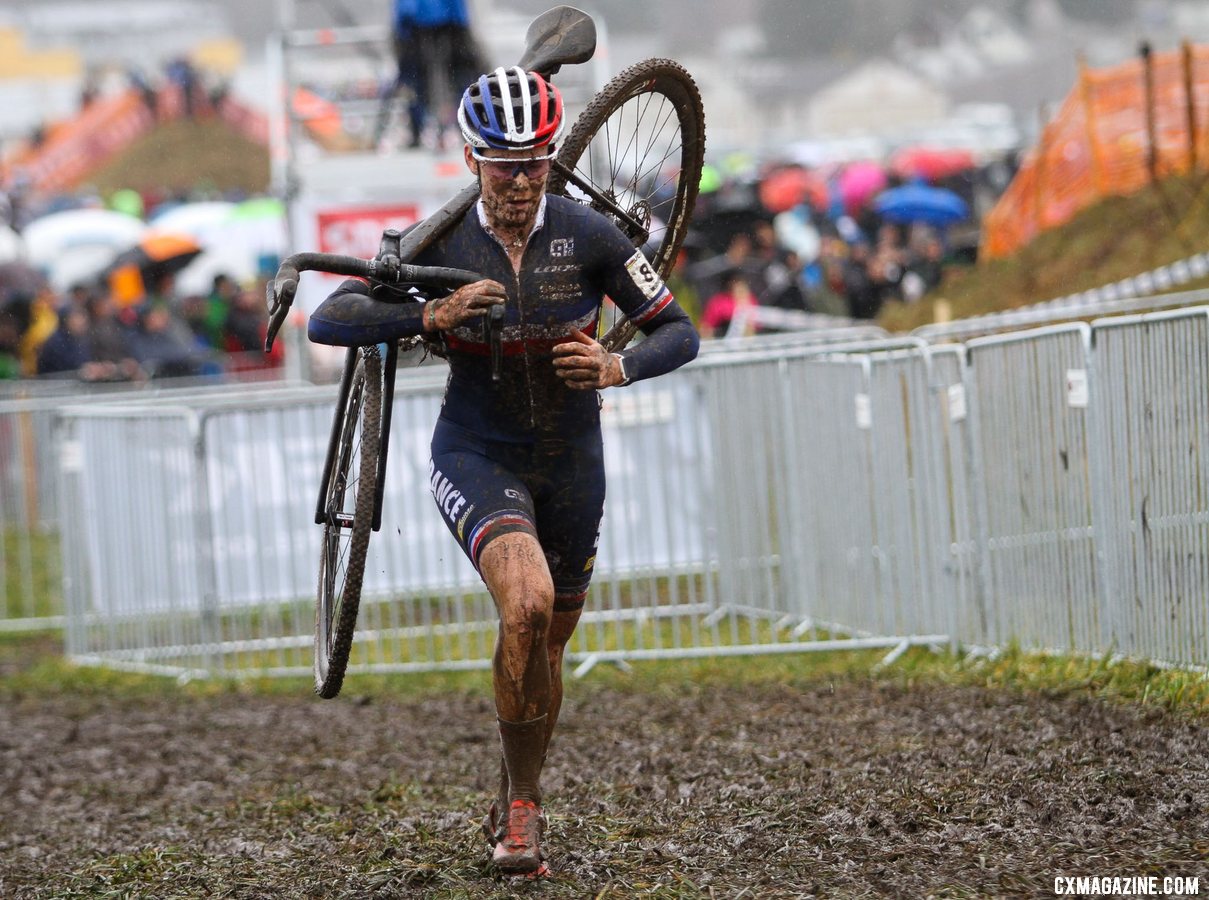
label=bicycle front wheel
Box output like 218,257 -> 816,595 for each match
315,346 -> 383,699
550,58 -> 706,352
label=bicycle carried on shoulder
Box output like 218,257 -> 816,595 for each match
264,5 -> 706,699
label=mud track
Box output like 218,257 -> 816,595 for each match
2,676 -> 1206,898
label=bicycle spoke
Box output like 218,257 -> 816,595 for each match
594,98 -> 683,206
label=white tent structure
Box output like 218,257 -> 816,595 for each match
808,59 -> 949,139
150,199 -> 287,295
21,208 -> 145,292
0,224 -> 25,264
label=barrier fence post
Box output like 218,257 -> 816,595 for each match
1141,40 -> 1157,184
194,413 -> 221,678
1183,40 -> 1198,171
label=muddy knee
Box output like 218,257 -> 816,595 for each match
501,588 -> 553,637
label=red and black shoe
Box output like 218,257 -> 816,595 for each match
490,798 -> 548,876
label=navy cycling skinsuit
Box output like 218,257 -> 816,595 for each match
309,193 -> 699,611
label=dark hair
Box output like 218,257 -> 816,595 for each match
719,269 -> 748,292
2,293 -> 33,332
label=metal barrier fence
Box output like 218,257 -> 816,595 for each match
1091,308 -> 1209,664
0,329 -> 882,635
55,340 -> 949,679
965,324 -> 1104,654
22,308 -> 1209,672
1,372 -> 294,632
913,286 -> 1209,343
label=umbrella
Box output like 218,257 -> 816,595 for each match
149,201 -> 238,242
873,184 -> 970,227
0,261 -> 48,298
773,207 -> 820,263
837,161 -> 888,214
758,167 -> 828,214
106,231 -> 204,305
227,196 -> 288,263
22,208 -> 146,291
109,188 -> 145,219
890,146 -> 976,182
698,164 -> 722,195
229,196 -> 286,222
114,231 -> 204,275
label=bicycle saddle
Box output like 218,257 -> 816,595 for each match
517,6 -> 597,77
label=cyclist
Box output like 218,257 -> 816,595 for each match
309,66 -> 699,876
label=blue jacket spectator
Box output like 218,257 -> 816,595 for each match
393,0 -> 472,34
36,307 -> 92,376
129,304 -> 203,379
388,0 -> 483,148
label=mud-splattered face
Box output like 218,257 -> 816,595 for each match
466,145 -> 551,235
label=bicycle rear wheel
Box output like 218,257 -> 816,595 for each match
315,346 -> 383,699
550,58 -> 705,352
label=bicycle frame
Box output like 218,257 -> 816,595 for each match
313,346 -> 361,527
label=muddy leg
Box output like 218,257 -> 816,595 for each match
479,532 -> 553,804
493,606 -> 583,810
544,607 -> 584,753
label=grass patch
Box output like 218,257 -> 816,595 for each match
2,527 -> 61,620
888,642 -> 1209,718
3,630 -> 1206,718
88,118 -> 270,197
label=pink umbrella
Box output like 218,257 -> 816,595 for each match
890,146 -> 976,182
838,161 -> 888,214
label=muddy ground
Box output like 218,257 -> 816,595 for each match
1,664 -> 1207,899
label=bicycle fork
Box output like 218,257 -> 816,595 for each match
314,343 -> 399,532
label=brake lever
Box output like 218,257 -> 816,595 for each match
264,265 -> 298,352
486,303 -> 504,382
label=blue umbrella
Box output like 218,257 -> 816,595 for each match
873,184 -> 969,227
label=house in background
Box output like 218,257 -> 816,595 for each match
807,61 -> 949,139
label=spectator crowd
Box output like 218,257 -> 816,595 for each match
664,165 -> 982,340
0,269 -> 282,383
0,144 -> 1008,381
676,217 -> 950,340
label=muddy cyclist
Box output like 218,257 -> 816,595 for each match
308,66 -> 699,876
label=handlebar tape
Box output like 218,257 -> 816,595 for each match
264,253 -> 488,352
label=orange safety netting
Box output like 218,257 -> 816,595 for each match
982,43 -> 1209,260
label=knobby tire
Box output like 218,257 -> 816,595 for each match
314,348 -> 383,699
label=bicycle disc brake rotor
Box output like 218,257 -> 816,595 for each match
627,199 -> 652,247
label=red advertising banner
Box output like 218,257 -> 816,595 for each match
316,205 -> 421,258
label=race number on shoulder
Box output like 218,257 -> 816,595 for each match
624,250 -> 665,301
